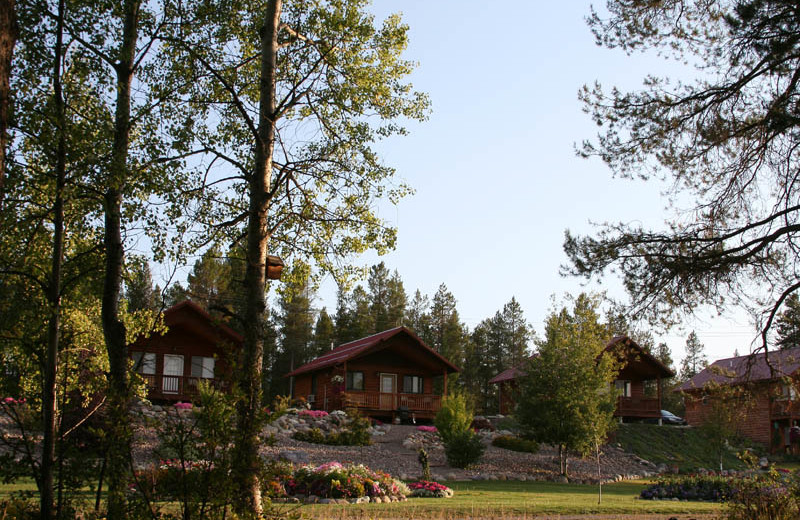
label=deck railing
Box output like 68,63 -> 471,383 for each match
771,399 -> 800,418
616,396 -> 660,418
139,374 -> 225,400
339,391 -> 443,413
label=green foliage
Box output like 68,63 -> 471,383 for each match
614,423 -> 750,473
435,393 -> 484,468
442,430 -> 485,469
515,293 -> 619,476
776,294 -> 800,349
566,1 -> 800,340
699,381 -> 753,471
133,383 -> 237,518
491,435 -> 539,454
435,393 -> 474,444
418,448 -> 432,481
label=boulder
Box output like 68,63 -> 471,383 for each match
277,450 -> 309,464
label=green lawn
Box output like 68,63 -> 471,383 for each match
299,480 -> 723,519
2,479 -> 723,518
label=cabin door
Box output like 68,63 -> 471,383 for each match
163,354 -> 184,394
379,373 -> 396,410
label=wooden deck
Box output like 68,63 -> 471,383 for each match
615,396 -> 661,419
317,390 -> 443,419
140,374 -> 226,402
771,399 -> 800,419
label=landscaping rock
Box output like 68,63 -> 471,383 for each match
277,450 -> 309,464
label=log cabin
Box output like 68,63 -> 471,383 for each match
677,346 -> 800,453
285,327 -> 460,422
490,335 -> 675,421
128,300 -> 242,402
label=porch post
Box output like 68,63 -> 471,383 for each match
657,376 -> 663,426
443,370 -> 448,397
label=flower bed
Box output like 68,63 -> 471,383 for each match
639,474 -> 735,502
407,480 -> 453,498
263,461 -> 409,503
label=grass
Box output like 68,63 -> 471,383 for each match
1,478 -> 722,518
299,480 -> 723,518
612,423 -> 752,472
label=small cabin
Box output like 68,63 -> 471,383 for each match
286,327 -> 460,421
678,347 -> 800,453
128,300 -> 242,402
490,335 -> 675,421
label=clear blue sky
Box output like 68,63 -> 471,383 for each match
150,1 -> 758,366
310,1 -> 759,365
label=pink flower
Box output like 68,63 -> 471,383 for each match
173,402 -> 193,410
416,425 -> 437,433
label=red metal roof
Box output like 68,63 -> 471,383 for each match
677,346 -> 800,392
488,335 -> 674,384
285,326 -> 460,377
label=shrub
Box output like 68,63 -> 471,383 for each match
725,469 -> 800,520
407,480 -> 454,498
434,393 -> 473,443
443,429 -> 485,469
492,435 -> 539,454
418,448 -> 432,481
291,410 -> 372,446
640,474 -> 733,502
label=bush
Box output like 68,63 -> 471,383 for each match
725,469 -> 800,520
640,473 -> 734,502
443,429 -> 485,469
492,435 -> 539,454
434,393 -> 473,443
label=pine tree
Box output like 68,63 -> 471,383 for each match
125,256 -> 159,312
776,293 -> 800,349
386,270 -> 407,328
406,289 -> 432,344
270,271 -> 315,399
312,307 -> 335,357
680,331 -> 707,381
368,262 -> 391,331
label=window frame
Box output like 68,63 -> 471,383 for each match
403,375 -> 424,394
346,371 -> 364,391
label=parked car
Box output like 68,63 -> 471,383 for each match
643,410 -> 686,425
659,410 -> 686,425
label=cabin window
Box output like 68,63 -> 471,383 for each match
191,356 -> 215,379
403,375 -> 424,394
780,384 -> 798,400
615,380 -> 632,398
346,371 -> 364,391
132,352 -> 156,375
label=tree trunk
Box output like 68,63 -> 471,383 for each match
102,1 -> 139,518
0,0 -> 16,204
232,0 -> 281,516
41,1 -> 67,517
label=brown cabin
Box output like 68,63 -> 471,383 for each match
678,347 -> 800,453
286,327 -> 460,421
490,336 -> 675,421
128,300 -> 242,402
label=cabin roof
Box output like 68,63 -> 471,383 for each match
488,335 -> 674,384
285,326 -> 460,377
677,346 -> 800,392
162,300 -> 243,345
